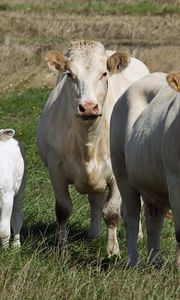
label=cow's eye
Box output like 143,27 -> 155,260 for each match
100,72 -> 107,79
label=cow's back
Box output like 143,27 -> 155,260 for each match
110,73 -> 167,159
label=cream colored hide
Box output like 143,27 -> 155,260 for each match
37,40 -> 149,256
0,129 -> 25,248
110,72 -> 180,268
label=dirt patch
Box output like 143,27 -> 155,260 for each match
0,10 -> 180,93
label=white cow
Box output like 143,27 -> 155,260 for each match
37,40 -> 149,256
0,128 -> 25,248
110,71 -> 180,268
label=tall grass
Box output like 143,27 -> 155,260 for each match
0,88 -> 179,299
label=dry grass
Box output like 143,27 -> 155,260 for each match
0,10 -> 179,93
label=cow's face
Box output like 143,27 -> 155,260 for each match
65,52 -> 109,120
45,41 -> 129,121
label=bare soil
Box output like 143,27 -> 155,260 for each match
0,8 -> 179,93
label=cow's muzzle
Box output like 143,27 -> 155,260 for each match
77,101 -> 102,120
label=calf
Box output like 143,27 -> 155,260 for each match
0,129 -> 25,248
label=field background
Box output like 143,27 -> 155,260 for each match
0,1 -> 180,299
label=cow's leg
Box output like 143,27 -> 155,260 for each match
87,193 -> 105,240
137,198 -> 143,241
103,177 -> 121,256
47,161 -> 72,247
122,185 -> 141,267
167,175 -> 180,269
11,181 -> 24,248
138,215 -> 143,241
144,202 -> 168,267
110,151 -> 142,265
0,191 -> 14,248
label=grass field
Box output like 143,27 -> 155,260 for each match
0,88 -> 179,299
0,0 -> 180,299
0,88 -> 180,299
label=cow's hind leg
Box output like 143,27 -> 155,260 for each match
144,202 -> 168,268
87,193 -> 105,240
110,151 -> 141,265
167,175 -> 180,269
48,162 -> 72,248
122,185 -> 141,267
0,191 -> 14,248
11,179 -> 25,248
103,177 -> 121,257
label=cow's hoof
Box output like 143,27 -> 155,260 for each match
11,241 -> 21,250
107,241 -> 120,257
137,231 -> 143,241
147,249 -> 163,269
125,257 -> 138,269
176,262 -> 180,270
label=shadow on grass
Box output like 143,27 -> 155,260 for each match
21,220 -> 88,247
20,220 -> 126,271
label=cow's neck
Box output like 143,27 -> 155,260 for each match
73,116 -> 107,163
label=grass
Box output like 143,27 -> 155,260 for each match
0,88 -> 179,299
0,1 -> 180,15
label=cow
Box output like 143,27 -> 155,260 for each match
110,71 -> 180,268
0,128 -> 25,248
37,40 -> 149,256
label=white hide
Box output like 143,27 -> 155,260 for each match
0,129 -> 25,248
37,41 -> 149,256
110,72 -> 180,268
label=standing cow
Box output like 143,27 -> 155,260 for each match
110,71 -> 180,267
37,40 -> 149,256
0,129 -> 25,248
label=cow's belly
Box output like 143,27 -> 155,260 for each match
129,164 -> 169,207
126,136 -> 169,207
64,159 -> 111,194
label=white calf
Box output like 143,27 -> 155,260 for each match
0,129 -> 25,248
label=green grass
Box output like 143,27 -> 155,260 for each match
0,88 -> 179,299
0,1 -> 180,15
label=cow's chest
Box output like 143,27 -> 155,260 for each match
64,156 -> 111,194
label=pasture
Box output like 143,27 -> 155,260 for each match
0,1 -> 180,299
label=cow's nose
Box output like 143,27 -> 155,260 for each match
78,101 -> 100,116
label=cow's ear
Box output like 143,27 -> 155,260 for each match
0,128 -> 15,141
107,51 -> 130,75
167,72 -> 180,92
44,51 -> 66,72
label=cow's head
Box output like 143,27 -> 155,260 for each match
45,41 -> 129,121
0,128 -> 15,141
167,72 -> 180,92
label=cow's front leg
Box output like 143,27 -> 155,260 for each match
103,177 -> 121,257
144,202 -> 168,268
87,193 -> 106,240
48,161 -> 72,248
